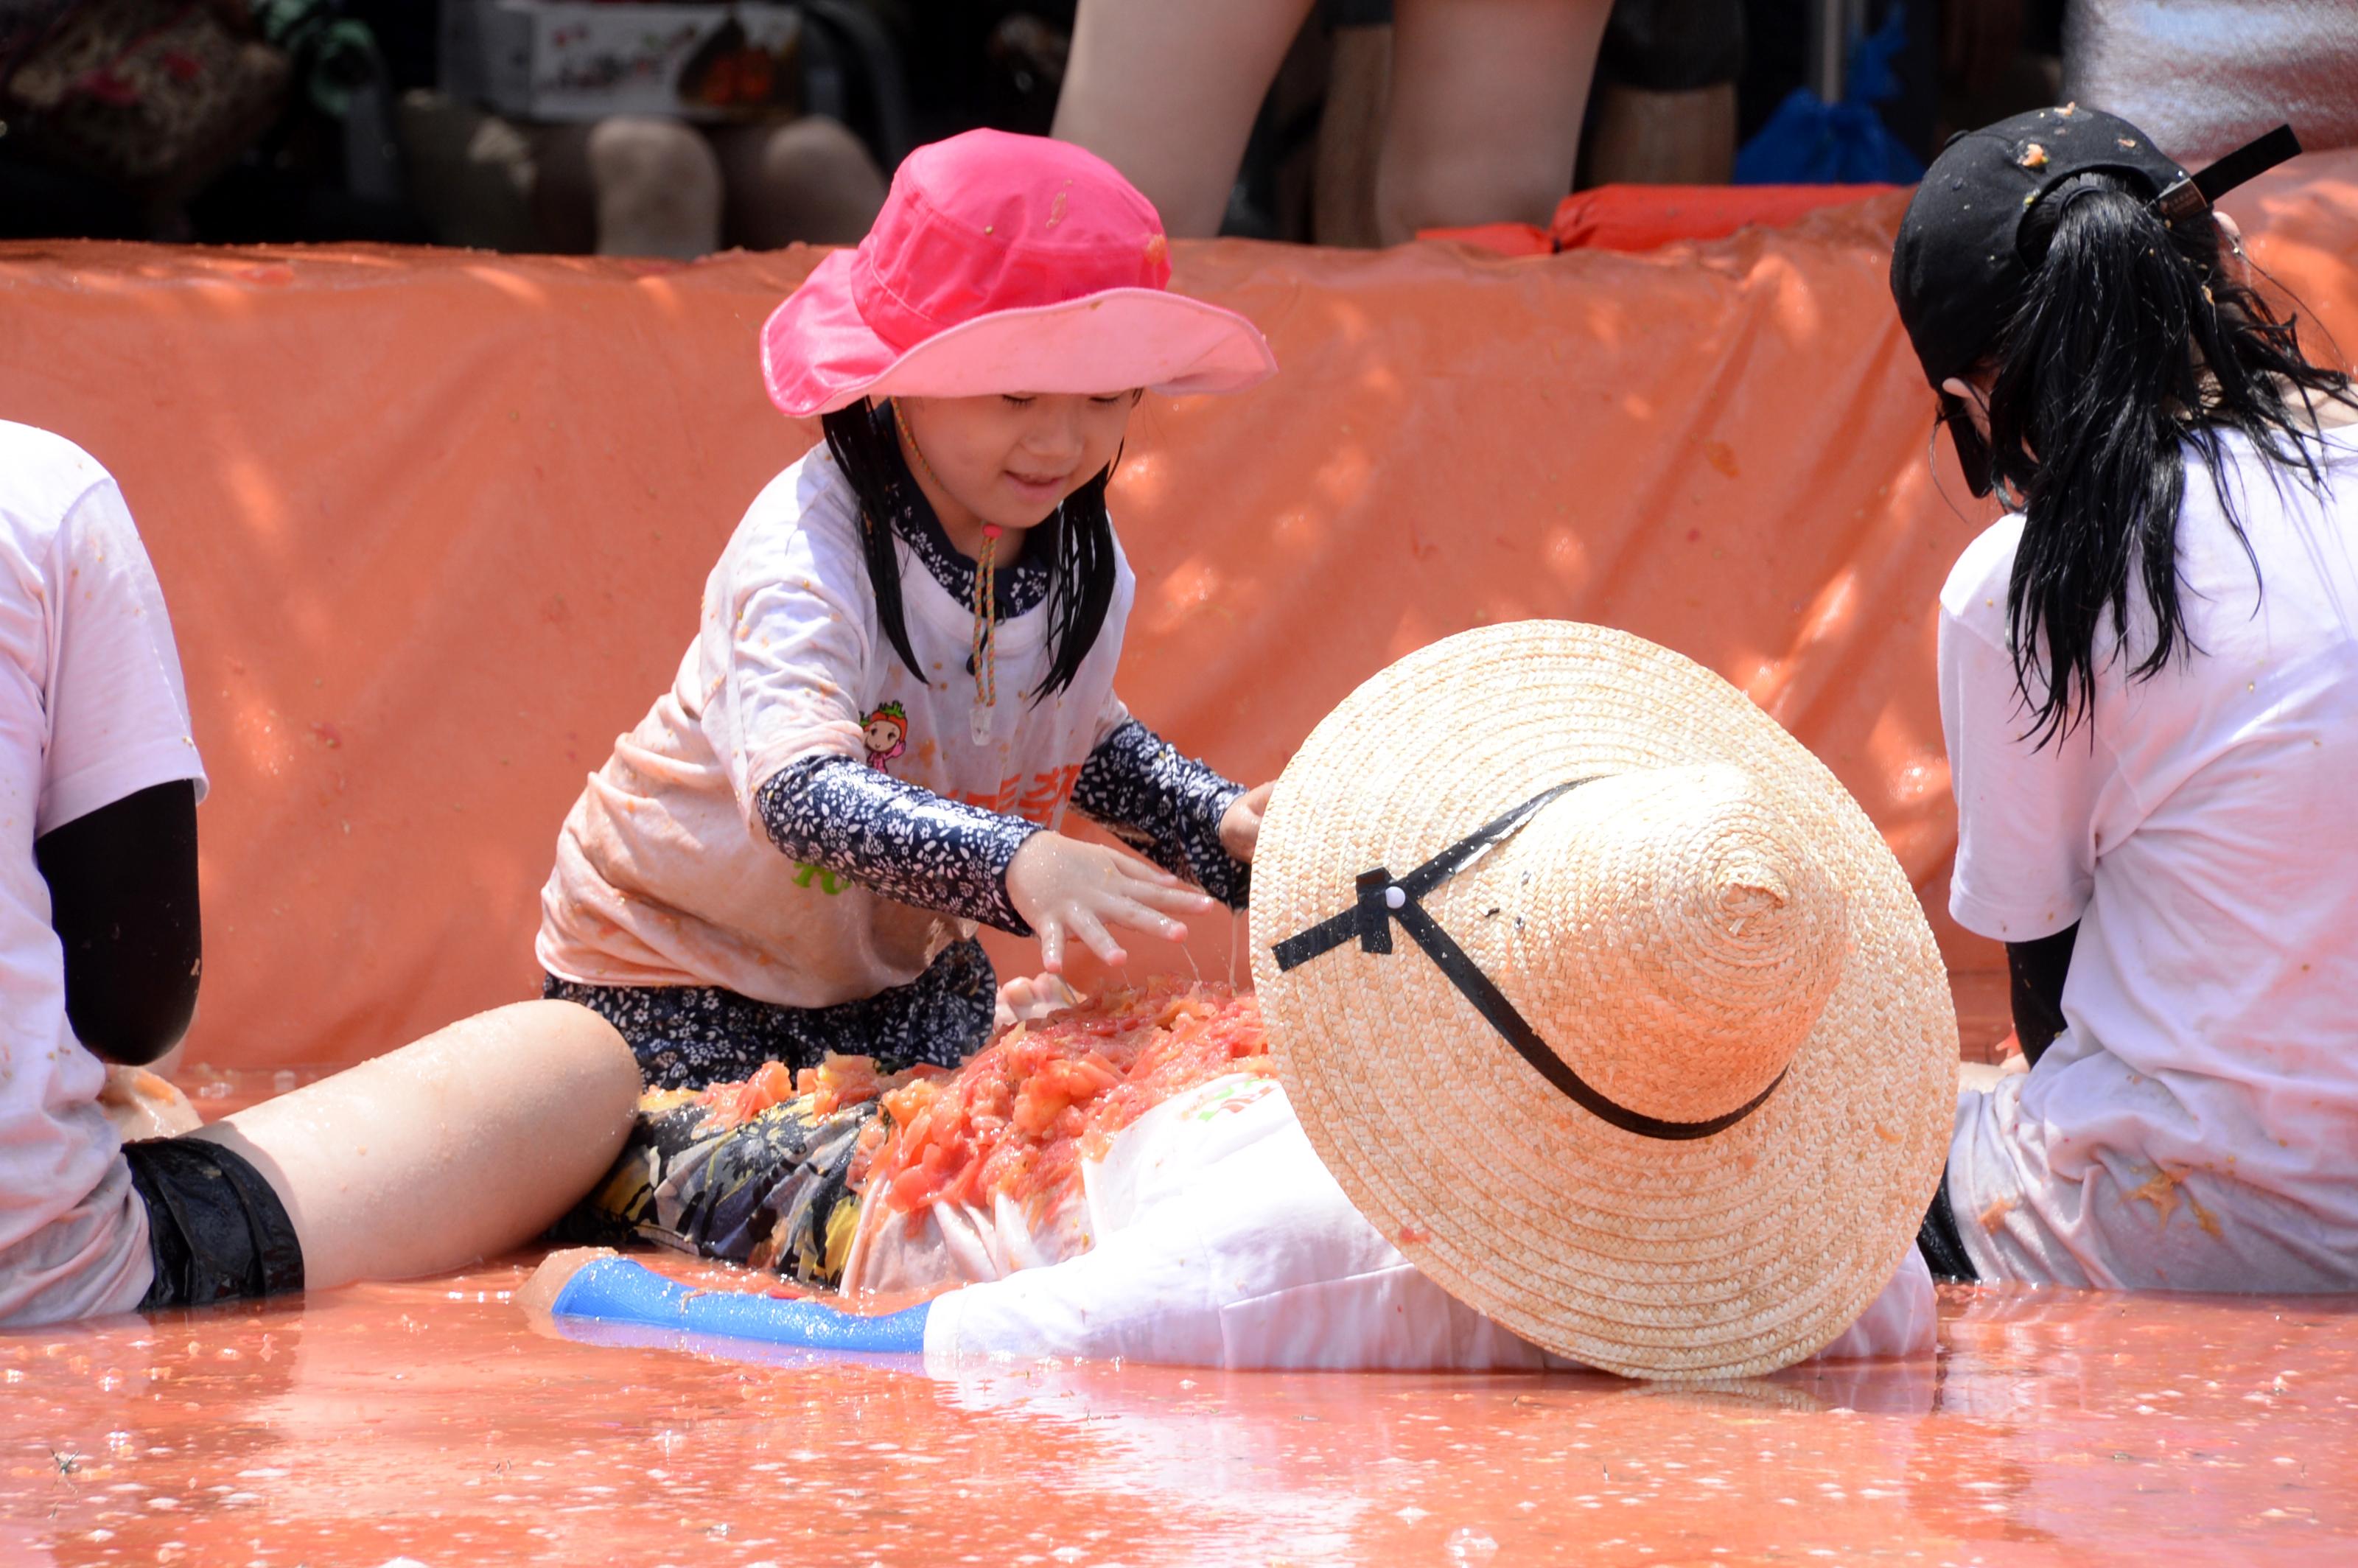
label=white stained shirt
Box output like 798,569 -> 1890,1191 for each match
921,1075 -> 1936,1371
0,423 -> 208,1326
538,447 -> 1133,1008
1940,425 -> 2358,1291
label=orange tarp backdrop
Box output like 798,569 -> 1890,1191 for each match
4,154 -> 2355,1071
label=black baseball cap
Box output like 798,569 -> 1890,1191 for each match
1889,106 -> 2301,493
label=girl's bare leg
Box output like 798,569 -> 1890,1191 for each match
190,1001 -> 640,1291
1376,0 -> 1614,245
1053,0 -> 1317,238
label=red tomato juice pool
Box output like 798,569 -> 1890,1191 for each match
3,1072 -> 2354,1564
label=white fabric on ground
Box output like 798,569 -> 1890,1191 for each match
843,1178 -> 1088,1296
923,1074 -> 1935,1371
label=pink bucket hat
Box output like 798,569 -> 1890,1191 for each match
760,130 -> 1277,418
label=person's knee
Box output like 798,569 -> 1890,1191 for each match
584,116 -> 720,195
416,999 -> 642,1161
546,1001 -> 642,1117
483,1000 -> 642,1121
754,116 -> 878,184
583,116 -> 724,257
720,116 -> 886,248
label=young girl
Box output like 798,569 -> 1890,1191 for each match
1891,108 -> 2358,1291
536,130 -> 1278,1094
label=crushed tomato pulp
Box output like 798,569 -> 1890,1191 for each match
872,980 -> 1271,1222
649,981 -> 1272,1231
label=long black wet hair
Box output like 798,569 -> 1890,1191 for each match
819,398 -> 1120,704
1976,172 -> 2355,746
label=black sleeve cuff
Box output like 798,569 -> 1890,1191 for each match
2005,923 -> 2078,1068
1071,718 -> 1251,909
757,756 -> 1039,935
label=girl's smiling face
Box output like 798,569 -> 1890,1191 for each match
864,716 -> 904,752
892,392 -> 1138,541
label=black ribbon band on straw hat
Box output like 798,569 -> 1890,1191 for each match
1273,779 -> 1786,1143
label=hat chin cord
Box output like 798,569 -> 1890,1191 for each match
1272,780 -> 1788,1143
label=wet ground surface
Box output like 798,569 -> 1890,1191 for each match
4,1266 -> 2353,1567
6,981 -> 2322,1568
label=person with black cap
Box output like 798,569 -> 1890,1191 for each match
1890,106 -> 2358,1292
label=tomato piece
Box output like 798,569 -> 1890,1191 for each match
717,980 -> 1274,1223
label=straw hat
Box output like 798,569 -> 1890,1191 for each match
1248,622 -> 1956,1380
761,130 -> 1275,419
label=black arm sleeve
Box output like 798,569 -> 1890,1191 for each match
755,756 -> 1039,935
2005,923 -> 2077,1068
1070,718 -> 1250,909
35,780 -> 201,1067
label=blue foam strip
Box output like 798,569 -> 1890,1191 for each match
551,1256 -> 931,1354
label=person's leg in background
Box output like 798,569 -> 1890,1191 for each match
1583,0 -> 1746,185
533,117 -> 726,259
390,92 -> 547,252
1376,0 -> 1615,244
1053,0 -> 1318,239
708,116 -> 890,249
1314,1 -> 1393,247
189,1001 -> 640,1291
393,96 -> 730,258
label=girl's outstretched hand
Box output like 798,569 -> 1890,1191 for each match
1219,782 -> 1276,863
1007,833 -> 1216,973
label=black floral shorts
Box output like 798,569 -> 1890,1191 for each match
544,937 -> 998,1091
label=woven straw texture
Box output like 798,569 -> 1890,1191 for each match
1249,623 -> 1956,1379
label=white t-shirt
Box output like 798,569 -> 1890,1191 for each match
920,1075 -> 1935,1371
538,447 -> 1133,1007
1940,426 -> 2358,1290
0,423 -> 208,1326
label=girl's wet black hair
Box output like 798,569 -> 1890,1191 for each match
819,399 -> 1119,704
1978,171 -> 2354,747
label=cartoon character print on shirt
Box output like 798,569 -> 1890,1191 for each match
791,699 -> 1090,901
789,704 -> 914,894
863,701 -> 909,771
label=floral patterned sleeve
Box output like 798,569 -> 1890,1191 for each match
757,757 -> 1039,935
1071,718 -> 1250,909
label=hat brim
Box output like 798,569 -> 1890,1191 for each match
1247,622 -> 1956,1381
762,250 -> 1278,418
